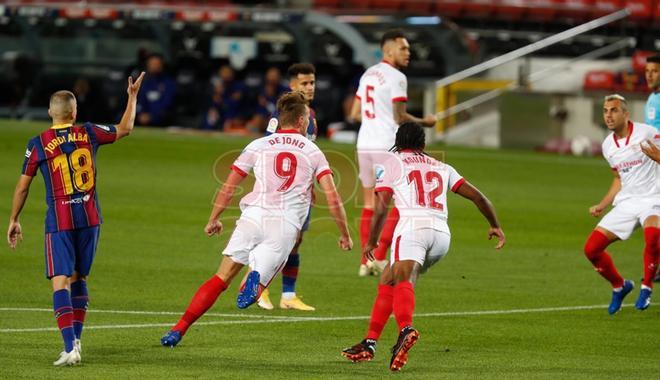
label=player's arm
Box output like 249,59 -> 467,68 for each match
364,190 -> 393,260
115,72 -> 145,140
589,171 -> 621,217
641,139 -> 660,163
393,102 -> 436,127
204,170 -> 246,237
318,174 -> 353,251
454,181 -> 505,249
349,97 -> 362,123
7,175 -> 34,249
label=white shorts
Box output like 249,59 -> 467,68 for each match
390,228 -> 451,272
222,207 -> 299,286
597,198 -> 660,240
357,149 -> 390,188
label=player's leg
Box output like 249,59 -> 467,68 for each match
357,150 -> 376,275
587,205 -> 637,314
47,231 -> 81,366
70,225 -> 99,352
371,207 -> 400,274
162,257 -> 243,347
341,264 -> 394,362
162,218 -> 258,346
243,220 -> 298,309
279,230 -> 315,310
389,229 -> 448,372
636,214 -> 660,310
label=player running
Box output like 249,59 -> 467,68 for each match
7,72 -> 145,366
160,92 -> 352,347
350,29 -> 437,276
584,94 -> 660,314
258,63 -> 318,311
341,122 -> 505,371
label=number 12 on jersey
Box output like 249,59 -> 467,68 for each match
408,170 -> 444,210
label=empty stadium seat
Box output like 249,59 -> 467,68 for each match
496,0 -> 526,21
370,0 -> 403,11
625,0 -> 653,21
527,0 -> 560,21
463,0 -> 495,19
583,70 -> 615,91
558,0 -> 593,21
592,0 -> 624,17
436,0 -> 464,18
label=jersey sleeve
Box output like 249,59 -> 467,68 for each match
85,123 -> 117,146
447,164 -> 466,193
21,140 -> 39,177
391,73 -> 408,103
231,141 -> 259,177
313,148 -> 333,182
374,152 -> 402,194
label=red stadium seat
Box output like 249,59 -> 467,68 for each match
527,0 -> 560,21
592,0 -> 624,17
404,0 -> 433,13
558,0 -> 594,21
436,0 -> 464,18
313,0 -> 341,8
625,0 -> 653,21
463,0 -> 495,19
371,0 -> 403,10
632,50 -> 656,73
496,0 -> 527,21
344,0 -> 371,10
583,70 -> 616,91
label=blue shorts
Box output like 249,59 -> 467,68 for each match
44,226 -> 100,279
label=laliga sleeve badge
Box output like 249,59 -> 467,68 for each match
267,118 -> 279,133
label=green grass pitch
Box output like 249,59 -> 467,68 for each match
0,120 -> 658,379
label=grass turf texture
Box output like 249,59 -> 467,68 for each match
0,120 -> 658,379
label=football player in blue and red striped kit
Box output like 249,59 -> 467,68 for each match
257,63 -> 319,311
7,72 -> 144,366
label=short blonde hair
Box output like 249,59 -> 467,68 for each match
604,94 -> 627,111
49,90 -> 76,120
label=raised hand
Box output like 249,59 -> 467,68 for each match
127,71 -> 145,98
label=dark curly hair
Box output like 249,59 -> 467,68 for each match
391,122 -> 426,153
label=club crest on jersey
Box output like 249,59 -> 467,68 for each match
267,118 -> 279,133
375,165 -> 385,182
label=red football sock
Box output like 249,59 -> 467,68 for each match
360,208 -> 374,265
173,275 -> 227,335
366,284 -> 394,340
373,207 -> 399,261
393,281 -> 415,330
642,227 -> 660,288
584,230 -> 623,288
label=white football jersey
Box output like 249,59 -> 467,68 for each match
231,129 -> 332,229
355,61 -> 408,150
375,150 -> 465,235
601,121 -> 660,205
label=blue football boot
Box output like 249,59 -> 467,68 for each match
161,330 -> 182,347
237,271 -> 261,309
634,287 -> 652,311
608,279 -> 634,315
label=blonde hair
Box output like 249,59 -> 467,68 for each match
604,94 -> 627,111
49,90 -> 76,121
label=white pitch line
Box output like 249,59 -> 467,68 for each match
0,307 -> 280,319
0,303 -> 628,333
